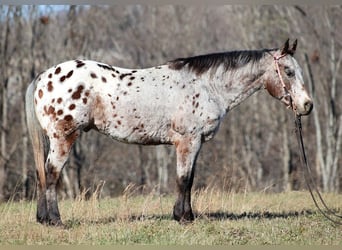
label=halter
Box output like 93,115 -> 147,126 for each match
272,53 -> 295,112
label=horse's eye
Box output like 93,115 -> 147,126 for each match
284,67 -> 295,78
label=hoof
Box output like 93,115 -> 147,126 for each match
37,218 -> 64,227
173,211 -> 195,224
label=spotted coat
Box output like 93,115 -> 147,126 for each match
27,40 -> 313,225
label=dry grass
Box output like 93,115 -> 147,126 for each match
0,186 -> 342,245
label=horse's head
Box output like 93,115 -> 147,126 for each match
264,39 -> 313,116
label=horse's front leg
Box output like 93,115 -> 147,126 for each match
173,136 -> 202,223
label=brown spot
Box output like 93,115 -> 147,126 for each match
57,110 -> 63,116
55,67 -> 61,75
174,137 -> 191,167
82,98 -> 88,104
265,79 -> 283,99
76,60 -> 85,68
47,81 -> 53,91
47,106 -> 55,115
64,115 -> 73,122
38,89 -> 43,98
69,104 -> 76,110
56,114 -> 75,136
48,73 -> 52,78
101,76 -> 107,83
123,91 -> 127,95
53,133 -> 59,139
57,98 -> 63,104
66,70 -> 73,78
129,76 -> 135,81
127,82 -> 132,87
44,105 -> 56,119
117,120 -> 121,125
68,89 -> 72,93
195,93 -> 200,98
72,85 -> 84,99
97,63 -> 113,71
85,91 -> 90,97
111,74 -> 116,78
119,73 -> 132,80
90,72 -> 97,78
51,98 -> 55,103
60,75 -> 66,82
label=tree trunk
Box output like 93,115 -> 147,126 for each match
0,7 -> 12,201
156,145 -> 173,194
305,47 -> 342,192
281,109 -> 292,192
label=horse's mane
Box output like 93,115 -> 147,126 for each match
168,49 -> 277,75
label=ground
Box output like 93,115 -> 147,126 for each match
0,187 -> 341,245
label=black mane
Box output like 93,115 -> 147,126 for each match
168,49 -> 276,75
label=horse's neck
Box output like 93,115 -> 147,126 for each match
205,62 -> 266,113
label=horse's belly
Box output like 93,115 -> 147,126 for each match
92,109 -> 172,145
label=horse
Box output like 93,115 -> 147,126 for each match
25,39 -> 313,226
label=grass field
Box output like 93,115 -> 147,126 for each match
0,187 -> 341,245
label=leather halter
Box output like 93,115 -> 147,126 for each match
272,53 -> 295,111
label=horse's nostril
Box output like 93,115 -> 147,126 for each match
304,100 -> 313,113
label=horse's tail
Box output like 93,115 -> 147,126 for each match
25,78 -> 49,191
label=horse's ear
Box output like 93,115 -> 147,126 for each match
289,39 -> 297,55
281,38 -> 290,55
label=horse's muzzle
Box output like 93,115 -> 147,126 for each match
297,99 -> 313,116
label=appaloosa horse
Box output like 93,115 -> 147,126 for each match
26,39 -> 313,226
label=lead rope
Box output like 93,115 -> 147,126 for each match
295,115 -> 342,225
274,55 -> 342,226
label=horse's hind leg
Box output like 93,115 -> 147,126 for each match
173,136 -> 202,223
45,131 -> 79,226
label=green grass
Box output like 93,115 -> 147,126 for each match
0,187 -> 341,245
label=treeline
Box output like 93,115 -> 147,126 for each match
0,5 -> 341,201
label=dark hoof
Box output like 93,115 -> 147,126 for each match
37,218 -> 64,227
173,211 -> 195,224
